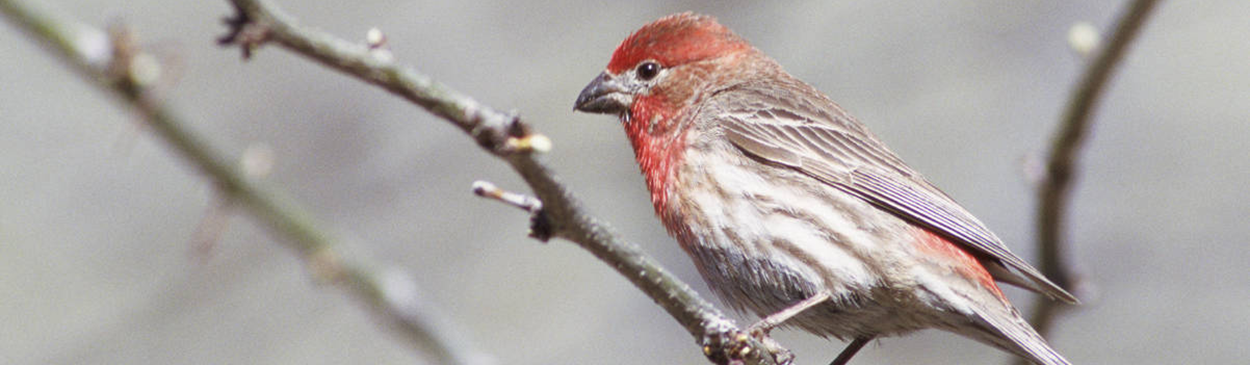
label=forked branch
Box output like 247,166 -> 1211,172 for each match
216,0 -> 782,364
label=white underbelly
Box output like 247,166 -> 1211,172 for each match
665,144 -> 933,337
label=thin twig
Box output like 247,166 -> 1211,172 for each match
1026,0 -> 1160,352
472,181 -> 542,214
0,2 -> 492,365
215,0 -> 782,364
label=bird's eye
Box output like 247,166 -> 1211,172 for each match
636,61 -> 661,81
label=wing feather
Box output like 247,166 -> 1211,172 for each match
712,80 -> 1078,303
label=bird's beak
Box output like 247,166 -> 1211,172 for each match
573,71 -> 632,115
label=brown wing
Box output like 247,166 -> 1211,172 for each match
709,78 -> 1077,304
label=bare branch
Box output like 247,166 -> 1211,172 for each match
215,0 -> 784,363
1025,0 -> 1160,353
0,2 -> 492,365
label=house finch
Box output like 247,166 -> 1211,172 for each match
573,13 -> 1078,365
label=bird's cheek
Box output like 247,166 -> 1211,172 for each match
630,95 -> 676,134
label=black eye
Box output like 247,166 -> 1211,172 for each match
636,61 -> 660,80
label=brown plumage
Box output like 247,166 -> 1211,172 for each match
575,13 -> 1075,365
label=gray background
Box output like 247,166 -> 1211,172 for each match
2,1 -> 1246,364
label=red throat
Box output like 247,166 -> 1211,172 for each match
623,94 -> 685,221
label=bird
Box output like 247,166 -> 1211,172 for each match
573,13 -> 1077,365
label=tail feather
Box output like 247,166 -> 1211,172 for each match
969,307 -> 1071,365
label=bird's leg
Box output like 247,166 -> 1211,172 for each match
829,336 -> 873,365
710,291 -> 833,365
747,290 -> 833,335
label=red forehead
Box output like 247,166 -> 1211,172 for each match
606,13 -> 749,74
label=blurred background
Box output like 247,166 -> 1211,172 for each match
2,1 -> 1247,364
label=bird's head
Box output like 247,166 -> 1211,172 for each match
572,13 -> 758,215
573,13 -> 753,122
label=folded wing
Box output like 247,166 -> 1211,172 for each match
709,80 -> 1077,304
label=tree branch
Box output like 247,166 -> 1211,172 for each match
214,0 -> 784,364
1026,0 -> 1160,349
0,2 -> 492,365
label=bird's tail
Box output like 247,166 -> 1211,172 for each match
962,304 -> 1072,365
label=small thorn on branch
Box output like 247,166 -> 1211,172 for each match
365,27 -> 394,62
217,3 -> 270,59
500,111 -> 552,154
468,110 -> 551,155
471,180 -> 553,241
471,180 -> 542,213
365,27 -> 387,49
503,132 -> 552,154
